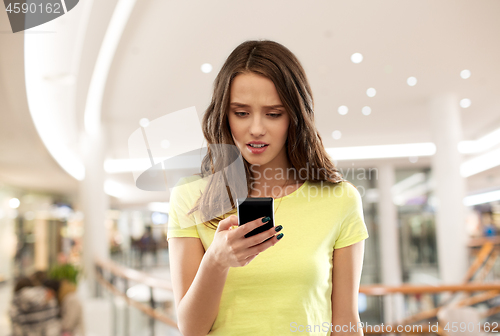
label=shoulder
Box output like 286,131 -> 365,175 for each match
334,181 -> 362,207
15,287 -> 48,306
170,175 -> 207,202
307,180 -> 360,197
173,174 -> 205,190
169,175 -> 209,225
337,180 -> 361,196
304,180 -> 362,212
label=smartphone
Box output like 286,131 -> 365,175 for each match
236,197 -> 275,239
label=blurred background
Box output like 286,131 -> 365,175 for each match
1,0 -> 500,335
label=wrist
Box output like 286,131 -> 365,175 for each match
205,247 -> 229,273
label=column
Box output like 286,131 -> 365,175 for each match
377,163 -> 405,325
429,93 -> 468,284
0,193 -> 16,281
79,129 -> 110,297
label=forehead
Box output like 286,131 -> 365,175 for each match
230,73 -> 282,105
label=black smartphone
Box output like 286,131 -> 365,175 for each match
236,197 -> 274,239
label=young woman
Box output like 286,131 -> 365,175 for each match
167,40 -> 369,336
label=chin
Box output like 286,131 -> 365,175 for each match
238,145 -> 277,167
242,154 -> 267,166
243,158 -> 262,166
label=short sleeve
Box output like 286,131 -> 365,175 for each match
334,182 -> 369,249
167,179 -> 200,241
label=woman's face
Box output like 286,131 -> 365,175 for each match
228,72 -> 290,169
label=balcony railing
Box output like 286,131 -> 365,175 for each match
93,238 -> 500,335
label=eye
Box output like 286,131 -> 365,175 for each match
268,113 -> 282,118
234,111 -> 248,117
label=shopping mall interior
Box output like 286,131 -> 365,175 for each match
1,1 -> 500,335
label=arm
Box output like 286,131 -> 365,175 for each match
60,294 -> 82,333
169,237 -> 229,336
331,240 -> 365,336
169,215 -> 281,336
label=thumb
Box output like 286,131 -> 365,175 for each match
216,215 -> 238,232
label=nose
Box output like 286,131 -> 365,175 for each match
249,114 -> 265,137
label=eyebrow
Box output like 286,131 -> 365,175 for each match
230,102 -> 285,109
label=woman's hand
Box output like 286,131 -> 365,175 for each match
206,215 -> 282,270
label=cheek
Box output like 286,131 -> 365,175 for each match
231,132 -> 239,146
279,119 -> 290,143
228,118 -> 241,144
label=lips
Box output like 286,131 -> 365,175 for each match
246,143 -> 269,154
247,144 -> 268,148
247,141 -> 269,148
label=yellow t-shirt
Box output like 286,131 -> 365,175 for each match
167,177 -> 369,335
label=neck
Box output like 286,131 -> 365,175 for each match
249,158 -> 293,184
248,158 -> 304,198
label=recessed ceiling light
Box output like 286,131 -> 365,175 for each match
201,63 -> 213,73
161,139 -> 170,149
409,156 -> 418,163
366,88 -> 376,97
460,69 -> 471,79
351,53 -> 363,64
407,77 -> 417,86
139,118 -> 150,127
338,105 -> 348,115
460,98 -> 471,108
9,198 -> 20,209
332,130 -> 342,139
362,106 -> 372,116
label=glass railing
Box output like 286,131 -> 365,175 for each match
94,257 -> 180,336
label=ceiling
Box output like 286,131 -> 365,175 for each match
0,8 -> 78,195
1,0 -> 500,205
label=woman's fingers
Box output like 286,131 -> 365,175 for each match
234,216 -> 269,238
245,226 -> 278,247
216,215 -> 238,233
238,227 -> 282,261
246,234 -> 279,257
213,215 -> 282,268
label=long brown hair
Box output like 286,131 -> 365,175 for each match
188,40 -> 344,229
